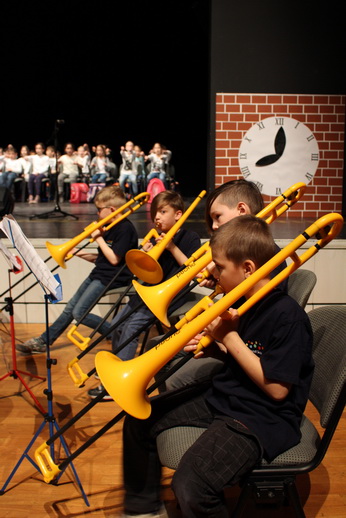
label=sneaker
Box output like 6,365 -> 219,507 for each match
119,505 -> 169,518
88,384 -> 113,401
16,336 -> 47,354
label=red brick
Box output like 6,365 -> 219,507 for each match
298,96 -> 313,104
268,95 -> 283,103
236,95 -> 251,103
215,140 -> 230,148
216,113 -> 229,122
314,96 -> 330,104
215,158 -> 230,167
223,95 -> 236,104
225,104 -> 241,113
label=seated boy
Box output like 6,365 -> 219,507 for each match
16,185 -> 138,354
150,179 -> 288,391
120,215 -> 314,518
88,190 -> 201,400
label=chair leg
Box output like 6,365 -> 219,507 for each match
285,479 -> 306,518
231,483 -> 252,518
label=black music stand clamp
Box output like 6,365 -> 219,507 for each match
0,269 -> 46,414
0,294 -> 89,505
30,119 -> 78,221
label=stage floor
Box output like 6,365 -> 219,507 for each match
4,199 -> 346,241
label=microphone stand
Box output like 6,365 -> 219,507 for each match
30,120 -> 78,220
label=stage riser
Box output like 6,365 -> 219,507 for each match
0,239 -> 345,324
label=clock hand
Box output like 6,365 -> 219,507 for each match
255,127 -> 286,167
274,127 -> 286,156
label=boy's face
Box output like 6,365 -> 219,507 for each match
209,200 -> 240,230
154,204 -> 182,233
212,248 -> 246,293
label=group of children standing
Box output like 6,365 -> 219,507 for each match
15,180 -> 314,518
0,140 -> 172,204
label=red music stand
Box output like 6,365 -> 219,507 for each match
0,265 -> 46,414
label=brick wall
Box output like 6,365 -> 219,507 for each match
215,93 -> 345,217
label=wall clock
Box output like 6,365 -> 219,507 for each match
238,116 -> 319,196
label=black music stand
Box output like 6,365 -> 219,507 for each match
0,217 -> 88,505
30,119 -> 78,221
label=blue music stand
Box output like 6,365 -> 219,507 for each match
0,217 -> 89,505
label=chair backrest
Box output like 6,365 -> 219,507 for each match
287,269 -> 317,308
308,306 -> 346,428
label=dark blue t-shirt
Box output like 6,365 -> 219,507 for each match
89,218 -> 138,288
207,289 -> 314,461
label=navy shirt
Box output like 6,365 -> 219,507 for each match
89,218 -> 138,288
207,289 -> 314,461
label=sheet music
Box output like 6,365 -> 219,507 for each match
0,238 -> 23,271
0,215 -> 62,301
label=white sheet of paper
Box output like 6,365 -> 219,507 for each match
0,215 -> 62,301
0,238 -> 22,271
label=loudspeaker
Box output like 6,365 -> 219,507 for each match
0,187 -> 15,218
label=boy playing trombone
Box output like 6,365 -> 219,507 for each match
120,215 -> 314,518
16,186 -> 138,354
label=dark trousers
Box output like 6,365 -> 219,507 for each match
123,384 -> 261,517
28,173 -> 46,196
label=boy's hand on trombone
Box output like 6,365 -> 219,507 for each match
184,332 -> 228,358
197,261 -> 218,289
205,309 -> 240,351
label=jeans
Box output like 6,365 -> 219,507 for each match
147,171 -> 166,183
110,293 -> 188,361
91,172 -> 107,183
0,172 -> 17,189
123,385 -> 261,517
119,172 -> 138,195
41,276 -> 111,344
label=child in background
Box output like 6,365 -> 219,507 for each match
90,144 -> 116,183
76,144 -> 91,180
146,142 -> 172,185
0,147 -> 23,190
88,190 -> 201,400
46,146 -> 57,174
119,141 -> 137,195
57,142 -> 79,202
120,215 -> 314,518
133,145 -> 146,188
27,142 -> 50,203
16,185 -> 138,354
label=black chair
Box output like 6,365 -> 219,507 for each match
156,305 -> 346,518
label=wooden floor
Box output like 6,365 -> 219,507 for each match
0,323 -> 345,518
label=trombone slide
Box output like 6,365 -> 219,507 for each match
95,212 -> 344,420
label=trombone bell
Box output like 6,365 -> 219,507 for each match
45,240 -> 69,269
125,249 -> 164,284
95,351 -> 152,419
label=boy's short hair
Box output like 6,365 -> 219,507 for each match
205,179 -> 264,233
210,215 -> 277,268
150,190 -> 185,221
94,185 -> 126,209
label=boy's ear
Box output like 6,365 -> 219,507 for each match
237,202 -> 251,215
174,210 -> 183,221
243,259 -> 256,278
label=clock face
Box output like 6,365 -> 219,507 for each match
238,116 -> 319,196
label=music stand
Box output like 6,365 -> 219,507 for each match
0,216 -> 88,505
30,119 -> 78,221
0,260 -> 46,414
